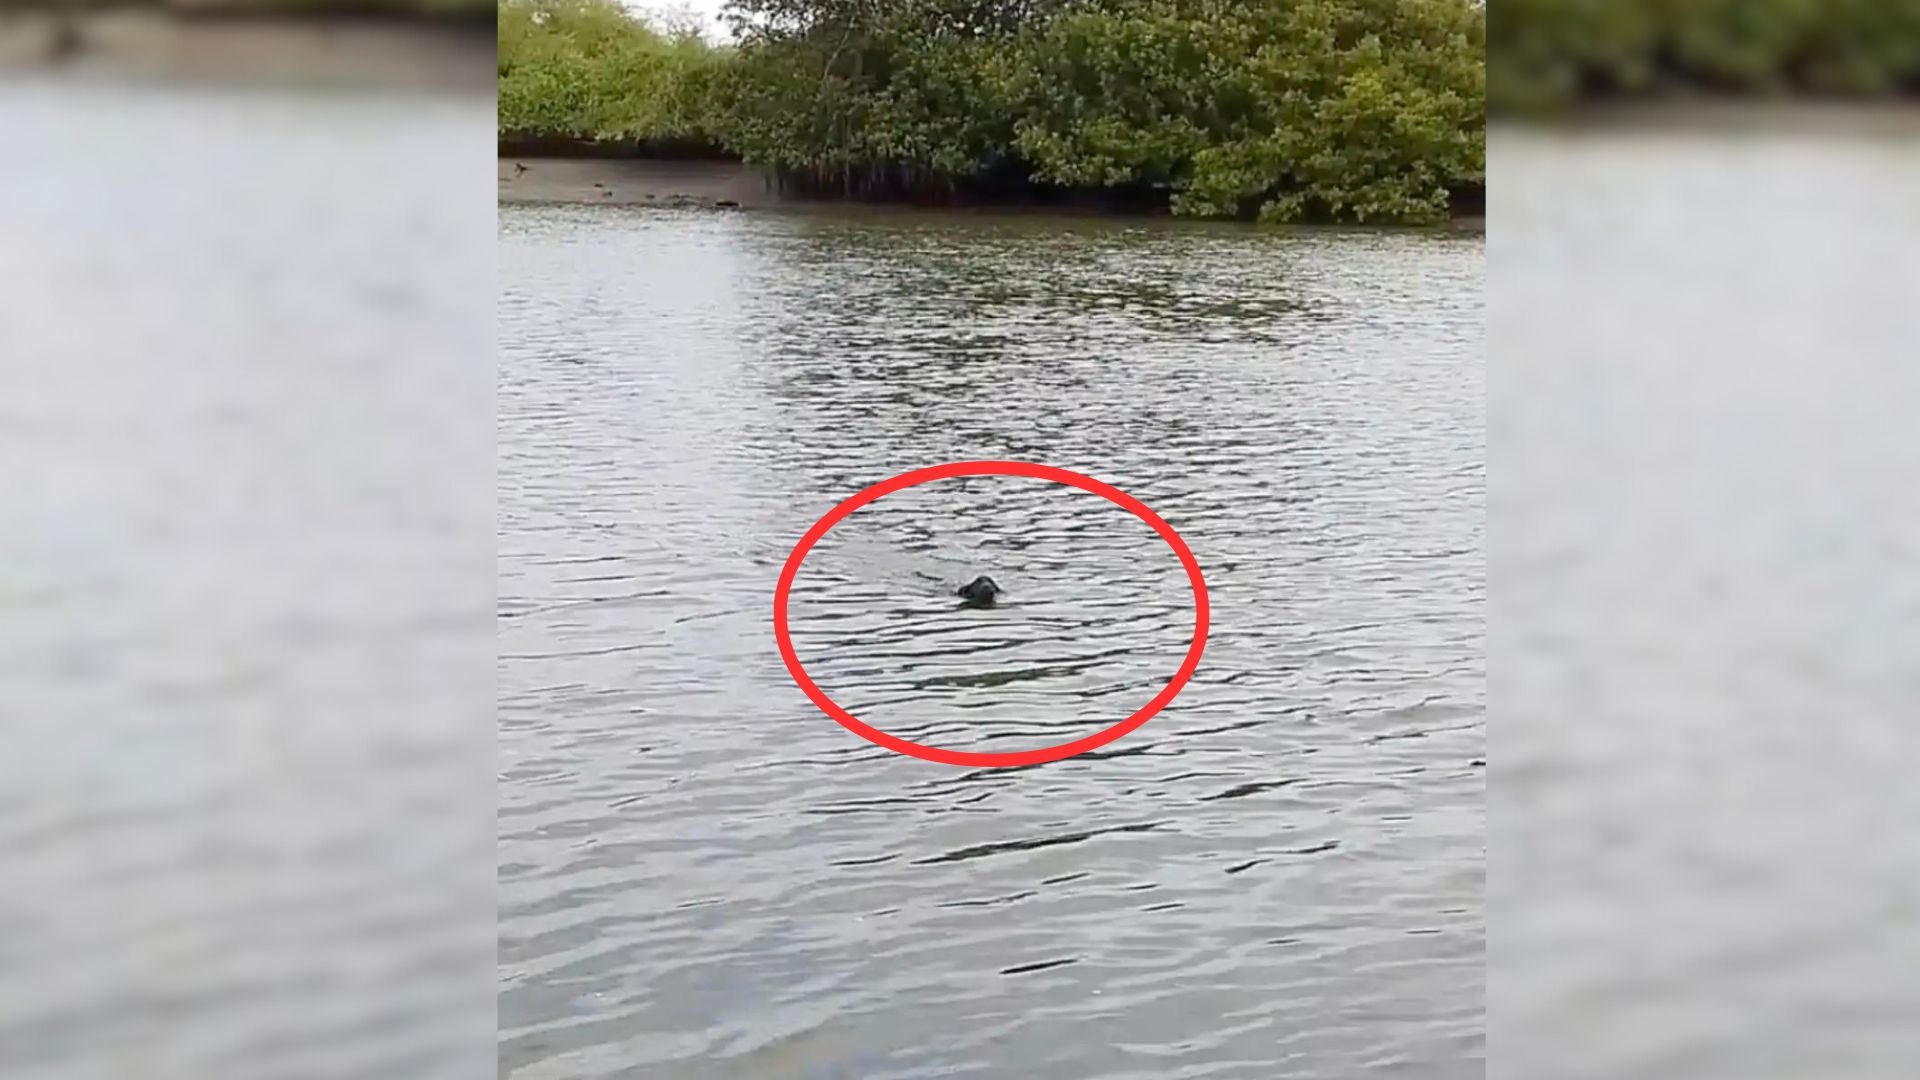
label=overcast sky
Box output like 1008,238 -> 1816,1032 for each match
624,0 -> 733,39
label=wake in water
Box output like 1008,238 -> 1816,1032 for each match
808,519 -> 1011,608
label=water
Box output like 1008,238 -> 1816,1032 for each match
1492,121 -> 1920,1079
2,82 -> 495,1079
499,207 -> 1485,1078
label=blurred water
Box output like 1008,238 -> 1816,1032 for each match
499,208 -> 1486,1077
1,81 -> 495,1079
1492,121 -> 1920,1078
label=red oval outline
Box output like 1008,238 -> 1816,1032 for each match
772,460 -> 1209,767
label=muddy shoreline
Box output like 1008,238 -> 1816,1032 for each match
499,156 -> 1488,229
498,157 -> 783,210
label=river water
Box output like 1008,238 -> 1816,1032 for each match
4,82 -> 496,1080
499,207 -> 1486,1078
1491,122 -> 1920,1080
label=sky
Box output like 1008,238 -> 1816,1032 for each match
623,0 -> 733,40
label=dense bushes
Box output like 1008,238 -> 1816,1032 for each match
1010,0 -> 1484,223
1490,0 -> 1920,110
498,0 -> 729,146
498,0 -> 1486,223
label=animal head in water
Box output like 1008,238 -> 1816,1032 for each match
957,576 -> 1001,607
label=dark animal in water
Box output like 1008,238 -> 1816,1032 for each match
957,576 -> 1001,608
513,162 -> 528,175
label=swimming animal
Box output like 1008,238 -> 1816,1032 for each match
956,576 -> 1001,609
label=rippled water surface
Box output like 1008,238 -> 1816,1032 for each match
1492,123 -> 1920,1080
499,206 -> 1485,1078
4,83 -> 495,1080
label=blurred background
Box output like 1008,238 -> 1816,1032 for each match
1488,2 -> 1920,1079
0,0 -> 493,88
1,3 -> 496,1079
6,0 -> 1918,1077
1492,0 -> 1920,109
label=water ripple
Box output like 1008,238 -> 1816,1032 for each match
500,207 -> 1483,1078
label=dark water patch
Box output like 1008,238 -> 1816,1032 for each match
914,822 -> 1165,867
999,957 -> 1080,976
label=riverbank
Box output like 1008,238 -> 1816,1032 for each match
498,0 -> 1483,226
498,158 -> 780,210
498,151 -> 1486,225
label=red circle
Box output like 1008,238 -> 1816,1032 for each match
772,461 -> 1210,767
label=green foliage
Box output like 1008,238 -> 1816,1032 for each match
498,0 -> 730,144
712,0 -> 1033,195
498,0 -> 1486,224
1008,0 -> 1484,223
1490,0 -> 1920,111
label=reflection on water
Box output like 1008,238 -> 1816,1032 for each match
500,207 -> 1485,1078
